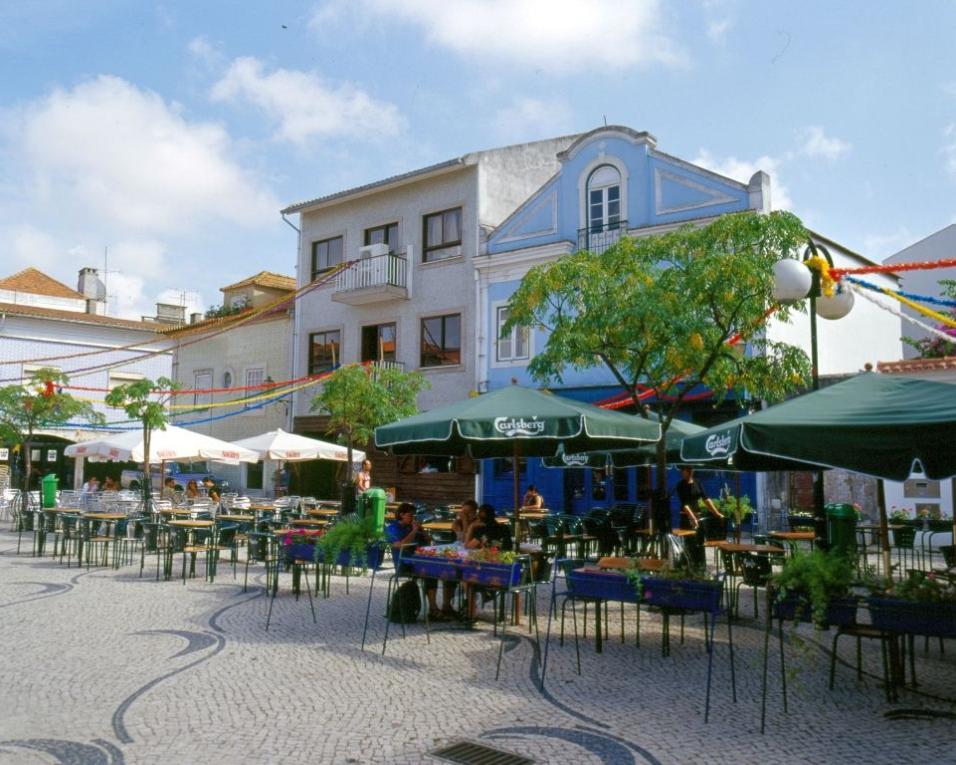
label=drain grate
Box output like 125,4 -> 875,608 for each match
429,739 -> 534,765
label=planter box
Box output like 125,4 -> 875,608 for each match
404,555 -> 461,581
867,596 -> 956,638
641,577 -> 722,613
284,542 -> 317,564
460,560 -> 522,588
331,543 -> 386,571
567,569 -> 640,603
772,594 -> 857,627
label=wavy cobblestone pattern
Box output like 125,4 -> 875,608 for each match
1,529 -> 955,764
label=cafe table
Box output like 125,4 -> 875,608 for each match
305,508 -> 339,518
167,519 -> 216,580
216,514 -> 255,523
81,512 -> 129,568
768,530 -> 815,554
289,518 -> 328,528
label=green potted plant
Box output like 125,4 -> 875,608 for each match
867,570 -> 956,638
888,506 -> 917,548
715,487 -> 754,543
317,515 -> 386,572
771,550 -> 857,628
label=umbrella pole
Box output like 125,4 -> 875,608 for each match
877,480 -> 892,579
513,442 -> 521,543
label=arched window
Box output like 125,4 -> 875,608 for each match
587,165 -> 621,233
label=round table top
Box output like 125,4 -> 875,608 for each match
83,512 -> 127,521
217,514 -> 254,522
290,518 -> 328,526
168,519 -> 214,528
305,508 -> 339,517
716,542 -> 785,554
159,508 -> 193,516
769,530 -> 816,541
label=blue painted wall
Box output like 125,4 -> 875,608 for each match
479,127 -> 761,517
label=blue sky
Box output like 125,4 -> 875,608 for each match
2,0 -> 955,319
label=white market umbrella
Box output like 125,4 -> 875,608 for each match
65,424 -> 259,465
231,428 -> 364,464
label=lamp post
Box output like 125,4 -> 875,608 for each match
773,241 -> 854,549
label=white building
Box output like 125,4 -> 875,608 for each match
169,271 -> 295,495
281,136 -> 577,502
0,267 -> 173,488
883,224 -> 956,358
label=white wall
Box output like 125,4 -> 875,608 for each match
293,166 -> 480,416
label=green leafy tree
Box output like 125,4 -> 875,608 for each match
105,377 -> 179,507
504,210 -> 812,509
311,363 -> 429,480
0,368 -> 102,510
902,278 -> 956,359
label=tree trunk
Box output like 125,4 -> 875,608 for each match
142,424 -> 151,512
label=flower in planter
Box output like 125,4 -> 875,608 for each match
888,506 -> 912,523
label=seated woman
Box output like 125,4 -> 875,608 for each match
185,480 -> 200,499
101,476 -> 118,491
522,485 -> 544,511
465,503 -> 513,551
451,499 -> 478,543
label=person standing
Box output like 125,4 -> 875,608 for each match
354,459 -> 372,493
671,468 -> 721,529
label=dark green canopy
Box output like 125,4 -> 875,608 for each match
680,373 -> 956,481
375,384 -> 661,458
543,415 -> 704,469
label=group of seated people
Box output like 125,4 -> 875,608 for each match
81,476 -> 118,492
161,477 -> 220,503
386,499 -> 513,623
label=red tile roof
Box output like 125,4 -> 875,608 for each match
0,267 -> 85,299
220,271 -> 296,292
877,356 -> 956,373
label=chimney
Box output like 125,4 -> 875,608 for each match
153,302 -> 186,326
77,267 -> 107,314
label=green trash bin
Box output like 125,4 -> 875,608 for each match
825,503 -> 857,557
41,473 -> 59,508
362,487 -> 387,534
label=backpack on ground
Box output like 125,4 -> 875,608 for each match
388,580 -> 421,624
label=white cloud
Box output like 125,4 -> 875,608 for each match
692,149 -> 793,210
941,81 -> 956,98
210,56 -> 406,144
797,126 -> 850,160
187,35 -> 224,68
11,75 -> 279,234
313,0 -> 684,71
493,97 -> 573,142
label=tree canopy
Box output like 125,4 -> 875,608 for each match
105,377 -> 179,503
503,210 -> 813,490
0,367 -> 102,490
311,363 -> 429,477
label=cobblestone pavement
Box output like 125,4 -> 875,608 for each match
0,531 -> 953,765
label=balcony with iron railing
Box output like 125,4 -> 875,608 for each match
331,246 -> 412,305
576,219 -> 629,255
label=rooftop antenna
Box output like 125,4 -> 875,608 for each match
100,246 -> 122,313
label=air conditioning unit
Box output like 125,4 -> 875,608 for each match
358,243 -> 390,258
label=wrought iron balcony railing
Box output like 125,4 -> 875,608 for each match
576,219 -> 629,255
